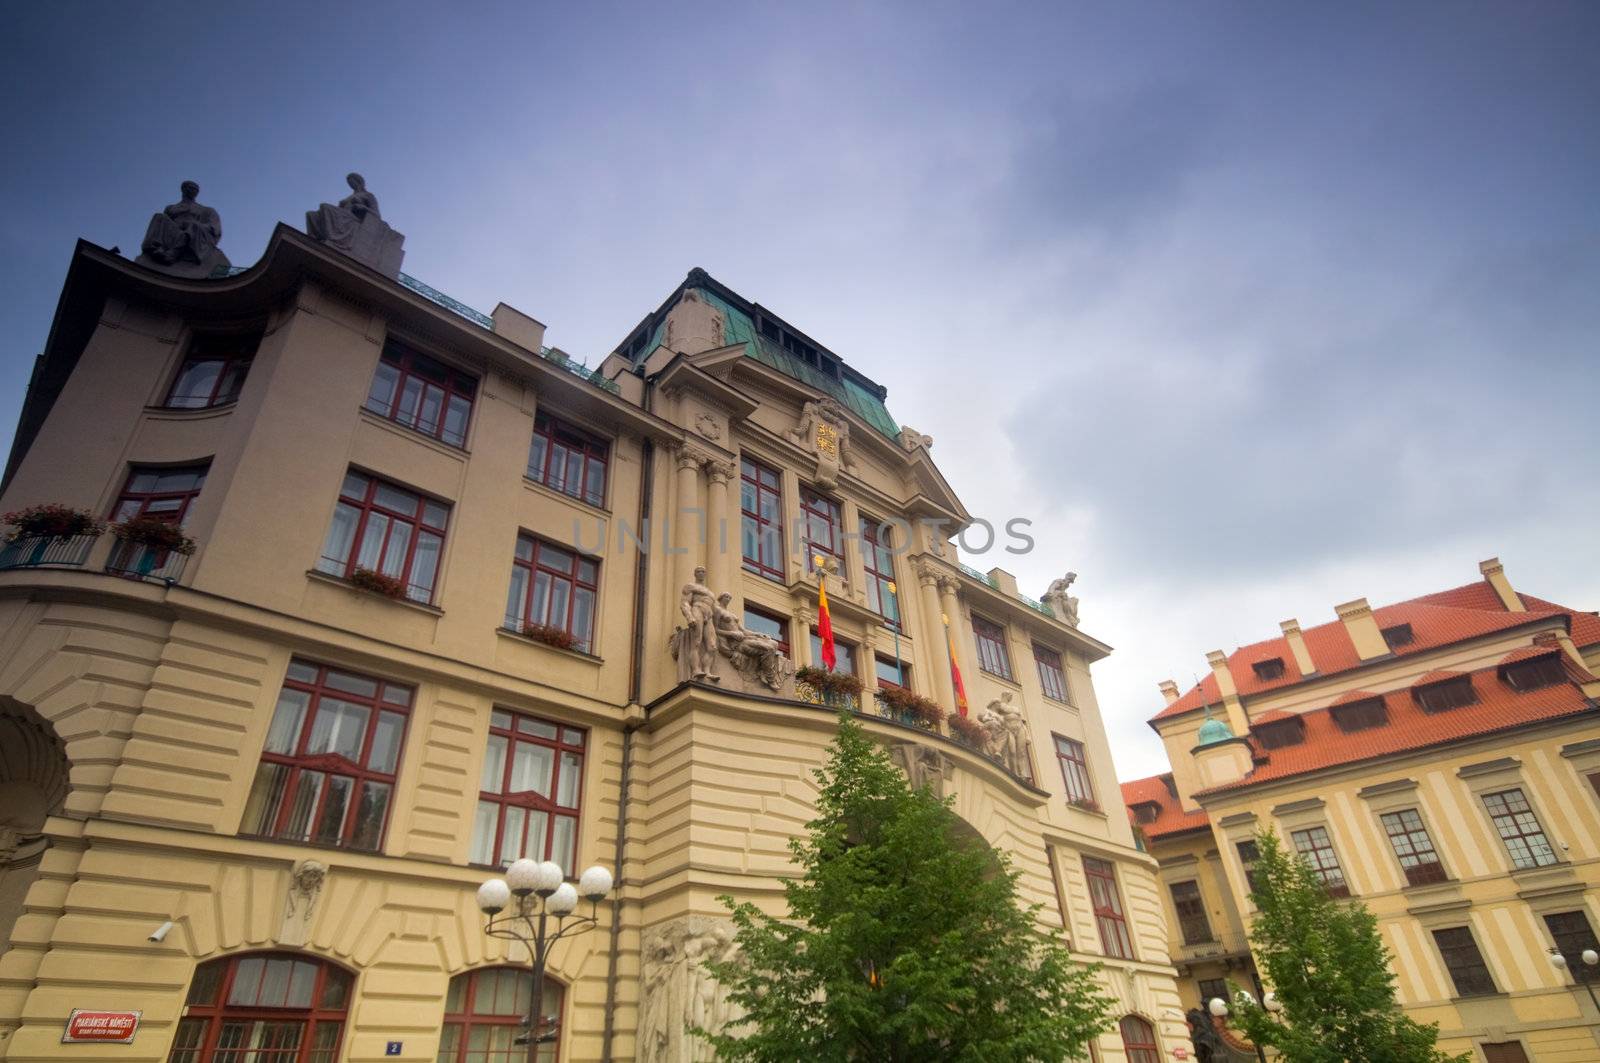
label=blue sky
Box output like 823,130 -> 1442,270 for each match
3,2 -> 1597,779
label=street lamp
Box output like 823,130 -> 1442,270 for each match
1210,991 -> 1271,1063
477,859 -> 614,1063
1547,945 -> 1600,1017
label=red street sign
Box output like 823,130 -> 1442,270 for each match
1172,1049 -> 1189,1060
62,1010 -> 141,1044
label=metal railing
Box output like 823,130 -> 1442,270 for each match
105,540 -> 190,583
539,347 -> 621,395
794,677 -> 861,712
957,563 -> 1056,619
0,533 -> 98,570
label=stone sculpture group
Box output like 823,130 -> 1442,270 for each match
670,567 -> 795,696
638,918 -> 742,1063
1042,571 -> 1081,628
977,691 -> 1035,779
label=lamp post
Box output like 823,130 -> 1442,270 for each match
1210,990 -> 1275,1063
476,859 -> 614,1063
1547,945 -> 1600,1019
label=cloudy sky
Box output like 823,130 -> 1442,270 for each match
3,2 -> 1597,781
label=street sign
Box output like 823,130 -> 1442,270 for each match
62,1010 -> 141,1044
386,1042 -> 403,1056
1172,1049 -> 1189,1060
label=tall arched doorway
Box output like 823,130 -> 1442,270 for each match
1119,1014 -> 1160,1063
167,953 -> 354,1063
438,967 -> 564,1063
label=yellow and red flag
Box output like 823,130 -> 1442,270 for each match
817,567 -> 837,671
945,616 -> 969,716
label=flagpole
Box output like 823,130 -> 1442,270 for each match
888,580 -> 903,687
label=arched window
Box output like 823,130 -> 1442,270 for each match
438,968 -> 564,1063
1119,1014 -> 1160,1063
168,953 -> 353,1063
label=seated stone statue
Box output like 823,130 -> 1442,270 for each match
305,172 -> 404,278
137,181 -> 229,278
712,593 -> 786,690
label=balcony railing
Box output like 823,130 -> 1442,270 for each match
794,676 -> 861,712
105,540 -> 189,583
958,562 -> 1056,619
0,533 -> 98,570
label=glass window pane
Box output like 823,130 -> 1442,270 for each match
380,521 -> 412,578
585,457 -> 605,505
370,711 -> 405,774
548,579 -> 571,632
531,572 -> 551,625
519,717 -> 558,739
258,957 -> 293,1007
409,532 -> 441,601
320,969 -> 352,1010
350,782 -> 390,851
510,742 -> 554,797
552,816 -> 576,873
366,361 -> 399,413
286,660 -> 319,684
470,801 -> 498,865
481,734 -> 508,793
499,806 -> 526,864
309,700 -> 369,761
527,810 -> 549,865
381,683 -> 412,707
562,728 -> 584,746
557,752 -> 581,807
444,396 -> 471,447
374,482 -> 418,515
243,762 -> 290,835
419,386 -> 444,437
355,513 -> 389,571
314,775 -> 353,843
572,588 -> 595,650
283,771 -> 325,840
324,670 -> 379,698
287,961 -> 317,1008
341,471 -> 370,500
528,434 -> 548,480
397,377 -> 423,427
505,567 -> 529,628
264,690 -> 311,754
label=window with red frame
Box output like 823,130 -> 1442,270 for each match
363,340 -> 477,448
810,630 -> 856,674
167,953 -> 353,1063
505,537 -> 597,652
971,615 -> 1013,680
1053,735 -> 1095,808
469,709 -> 585,873
316,470 -> 449,604
1035,645 -> 1069,702
799,489 -> 842,575
242,660 -> 412,852
875,654 -> 909,690
1481,788 -> 1558,869
527,412 -> 608,508
1380,808 -> 1449,886
1119,1016 -> 1159,1063
1503,654 -> 1566,692
1083,856 -> 1134,959
110,464 -> 209,524
743,606 -> 790,655
740,458 -> 784,581
860,519 -> 901,628
165,331 -> 258,409
437,968 -> 563,1063
1290,826 -> 1351,897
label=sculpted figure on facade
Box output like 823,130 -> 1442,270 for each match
897,425 -> 933,453
713,592 -> 790,692
1042,572 -> 1080,628
639,918 -> 742,1062
674,566 -> 719,681
787,397 -> 856,489
978,692 -> 1033,779
893,742 -> 952,798
137,180 -> 230,278
279,858 -> 327,946
668,574 -> 795,695
305,172 -> 405,278
663,287 -> 726,356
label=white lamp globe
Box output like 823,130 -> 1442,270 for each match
1208,997 -> 1228,1018
1262,991 -> 1281,1013
546,882 -> 579,916
1583,948 -> 1599,966
1234,989 -> 1255,1007
533,861 -> 565,895
476,878 -> 511,915
505,858 -> 541,896
578,866 -> 614,901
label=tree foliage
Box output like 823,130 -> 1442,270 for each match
701,713 -> 1112,1062
1230,831 -> 1468,1063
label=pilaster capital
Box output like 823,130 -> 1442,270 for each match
705,459 -> 738,485
912,559 -> 941,588
675,444 -> 710,472
937,574 -> 961,597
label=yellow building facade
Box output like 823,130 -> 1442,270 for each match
1124,563 -> 1600,1062
0,214 -> 1186,1061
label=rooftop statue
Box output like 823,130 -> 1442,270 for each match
1042,571 -> 1080,628
305,172 -> 405,278
137,181 -> 230,278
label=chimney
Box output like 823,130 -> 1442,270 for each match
1206,650 -> 1250,736
1335,598 -> 1389,660
1479,557 -> 1525,613
1159,679 -> 1181,706
987,567 -> 1019,597
491,303 -> 546,352
1279,619 -> 1317,676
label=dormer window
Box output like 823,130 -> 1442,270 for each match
1415,676 -> 1478,714
1252,658 -> 1286,681
1131,801 -> 1161,825
1381,623 -> 1415,650
1331,697 -> 1388,733
1255,717 -> 1305,750
1502,654 -> 1566,693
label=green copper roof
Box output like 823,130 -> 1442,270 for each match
1196,714 -> 1235,746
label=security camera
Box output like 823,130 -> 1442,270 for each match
149,920 -> 174,943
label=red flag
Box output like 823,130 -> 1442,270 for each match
817,575 -> 837,671
946,621 -> 969,716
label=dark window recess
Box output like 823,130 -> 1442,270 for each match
1252,657 -> 1285,681
1083,857 -> 1135,959
1131,801 -> 1161,825
1432,926 -> 1497,997
1545,911 -> 1600,983
1255,718 -> 1305,750
166,331 -> 259,409
1380,809 -> 1449,886
527,412 -> 608,507
1415,676 -> 1478,713
1331,698 -> 1388,733
1381,623 -> 1414,650
1197,979 -> 1227,1009
1480,1044 -> 1530,1063
1236,839 -> 1263,895
740,458 -> 784,581
1502,654 -> 1566,692
1170,880 -> 1214,946
1482,787 -> 1559,869
363,340 -> 477,448
972,615 -> 1013,680
743,606 -> 790,656
1035,645 -> 1069,702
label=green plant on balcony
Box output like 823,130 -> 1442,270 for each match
946,713 -> 988,749
112,515 -> 196,555
876,684 -> 945,730
348,566 -> 406,599
2,504 -> 104,541
795,666 -> 864,708
521,622 -> 579,651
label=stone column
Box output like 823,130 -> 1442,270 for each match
917,564 -> 955,711
939,576 -> 973,705
673,446 -> 706,597
705,458 -> 737,600
840,498 -> 866,601
794,604 -> 815,668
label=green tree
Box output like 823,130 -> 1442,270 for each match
701,713 -> 1112,1062
1230,831 -> 1468,1063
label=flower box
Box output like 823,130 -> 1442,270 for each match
875,685 -> 945,730
2,504 -> 103,541
112,515 -> 196,555
348,567 -> 406,599
946,714 -> 988,748
521,623 -> 579,652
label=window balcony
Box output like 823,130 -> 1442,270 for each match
105,539 -> 190,583
0,533 -> 99,571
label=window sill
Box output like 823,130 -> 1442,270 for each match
145,400 -> 240,420
305,569 -> 444,615
521,475 -> 610,518
357,406 -> 471,459
496,626 -> 604,664
1065,801 -> 1106,818
241,831 -> 385,859
979,667 -> 1020,688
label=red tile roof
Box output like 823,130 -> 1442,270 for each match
1192,663 -> 1597,797
1499,644 -> 1561,667
1120,773 -> 1211,840
1152,576 -> 1599,724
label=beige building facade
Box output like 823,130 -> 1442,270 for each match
0,216 -> 1186,1061
1124,563 -> 1600,1062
